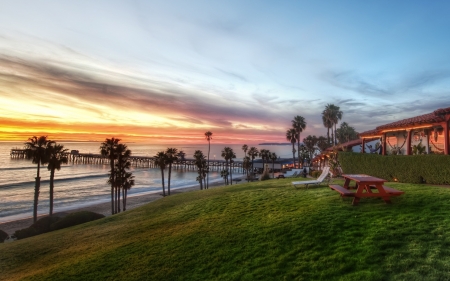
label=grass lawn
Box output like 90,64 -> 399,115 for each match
2,178 -> 450,280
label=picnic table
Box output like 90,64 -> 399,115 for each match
329,174 -> 404,206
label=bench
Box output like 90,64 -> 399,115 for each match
276,174 -> 285,179
369,185 -> 404,196
329,185 -> 355,197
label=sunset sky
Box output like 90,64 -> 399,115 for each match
1,0 -> 450,144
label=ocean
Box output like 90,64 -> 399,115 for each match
0,142 -> 292,223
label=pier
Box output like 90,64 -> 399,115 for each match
10,149 -> 245,173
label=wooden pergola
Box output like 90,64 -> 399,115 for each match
359,107 -> 450,155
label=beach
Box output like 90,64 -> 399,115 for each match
0,178 -> 240,237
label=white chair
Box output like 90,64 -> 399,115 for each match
292,167 -> 331,189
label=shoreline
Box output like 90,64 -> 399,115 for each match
0,177 -> 243,236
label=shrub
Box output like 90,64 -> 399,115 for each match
13,216 -> 61,240
51,211 -> 105,231
311,170 -> 321,178
338,152 -> 450,184
0,229 -> 8,243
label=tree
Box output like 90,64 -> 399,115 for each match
303,135 -> 318,161
165,147 -> 178,195
336,122 -> 358,144
242,156 -> 252,182
317,136 -> 330,152
100,137 -> 121,214
25,136 -> 53,223
112,143 -> 133,212
323,104 -> 343,145
154,151 -> 168,196
47,143 -> 68,216
292,115 -> 306,168
322,107 -> 334,146
259,149 -> 271,172
221,147 -> 236,185
204,131 -> 212,189
270,152 -> 278,178
247,147 -> 259,175
242,144 -> 248,157
194,150 -> 206,190
286,128 -> 297,168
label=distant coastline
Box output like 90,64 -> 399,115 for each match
259,143 -> 292,146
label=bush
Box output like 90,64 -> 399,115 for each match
13,212 -> 104,240
51,211 -> 105,231
338,152 -> 450,184
13,216 -> 61,240
0,229 -> 8,243
311,170 -> 321,178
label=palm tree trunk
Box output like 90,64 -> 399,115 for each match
33,162 -> 41,223
110,157 -> 114,215
161,169 -> 166,196
49,168 -> 55,216
168,164 -> 172,195
292,144 -> 296,168
297,139 -> 301,169
207,141 -> 210,189
272,161 -> 275,178
230,162 -> 233,185
122,188 -> 126,211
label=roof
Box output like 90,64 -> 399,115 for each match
359,106 -> 450,137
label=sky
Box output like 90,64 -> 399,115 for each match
1,0 -> 450,144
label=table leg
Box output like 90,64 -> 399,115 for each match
375,184 -> 391,204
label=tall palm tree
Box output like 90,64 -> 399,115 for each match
165,147 -> 178,195
242,156 -> 252,182
113,143 -> 132,213
100,137 -> 120,214
270,152 -> 278,178
194,150 -> 206,190
121,171 -> 135,211
228,149 -> 236,185
247,147 -> 259,176
242,144 -> 248,157
25,136 -> 53,223
292,115 -> 306,168
329,104 -> 343,145
221,147 -> 231,185
204,131 -> 212,189
322,107 -> 334,146
154,151 -> 168,196
286,129 -> 297,168
47,143 -> 68,216
259,149 -> 270,172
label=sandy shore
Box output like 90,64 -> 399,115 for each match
0,177 -> 245,236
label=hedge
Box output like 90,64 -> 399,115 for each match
338,152 -> 450,184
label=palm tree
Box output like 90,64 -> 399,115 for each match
329,104 -> 343,145
242,156 -> 252,182
242,144 -> 248,156
259,149 -> 270,172
322,107 -> 334,146
100,137 -> 120,214
270,152 -> 278,178
303,135 -> 318,161
228,149 -> 236,185
165,148 -> 178,195
317,136 -> 329,152
112,143 -> 134,211
292,115 -> 306,168
221,147 -> 231,185
241,144 -> 249,178
47,143 -> 69,216
113,143 -> 132,213
25,136 -> 53,223
247,147 -> 259,176
204,131 -> 212,189
286,128 -> 297,168
336,122 -> 358,144
154,151 -> 168,196
194,150 -> 206,190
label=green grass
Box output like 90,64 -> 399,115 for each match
3,179 -> 450,280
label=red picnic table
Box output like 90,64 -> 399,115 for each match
329,174 -> 404,205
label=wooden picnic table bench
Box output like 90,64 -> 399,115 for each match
329,184 -> 355,197
369,185 -> 404,196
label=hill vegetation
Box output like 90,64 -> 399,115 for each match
2,178 -> 450,280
